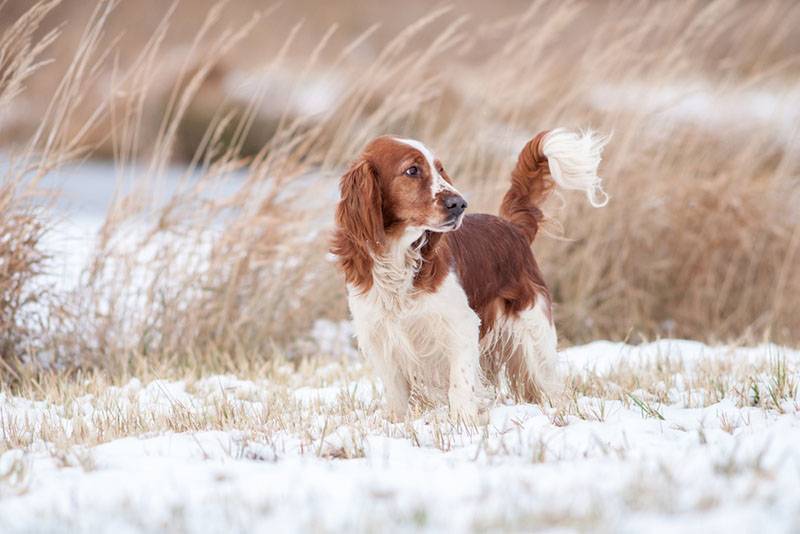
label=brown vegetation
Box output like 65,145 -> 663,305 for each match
0,0 -> 799,383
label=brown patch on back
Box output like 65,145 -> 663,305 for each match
445,213 -> 551,338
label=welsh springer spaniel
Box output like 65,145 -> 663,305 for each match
332,129 -> 608,422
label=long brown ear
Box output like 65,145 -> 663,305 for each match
331,160 -> 384,292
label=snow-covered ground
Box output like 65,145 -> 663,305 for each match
2,340 -> 799,533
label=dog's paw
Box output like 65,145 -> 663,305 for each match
448,393 -> 479,427
384,402 -> 409,423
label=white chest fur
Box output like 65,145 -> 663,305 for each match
346,243 -> 482,418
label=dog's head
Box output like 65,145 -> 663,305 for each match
336,136 -> 467,249
332,136 -> 466,291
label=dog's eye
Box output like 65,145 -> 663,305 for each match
404,165 -> 420,177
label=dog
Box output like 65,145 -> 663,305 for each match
332,129 -> 608,421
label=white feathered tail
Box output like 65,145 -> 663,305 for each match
499,128 -> 609,243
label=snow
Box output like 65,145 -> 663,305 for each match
563,338 -> 796,375
589,81 -> 800,149
1,340 -> 799,533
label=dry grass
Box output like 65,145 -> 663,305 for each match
0,181 -> 49,369
0,0 -> 798,384
1,342 -> 797,454
0,0 -> 60,375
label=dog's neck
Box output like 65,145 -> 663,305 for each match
366,228 -> 431,310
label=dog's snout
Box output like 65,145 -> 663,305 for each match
444,194 -> 467,217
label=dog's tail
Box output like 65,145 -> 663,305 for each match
499,128 -> 609,244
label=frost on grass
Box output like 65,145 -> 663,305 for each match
1,340 -> 799,533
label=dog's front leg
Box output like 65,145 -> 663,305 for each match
349,294 -> 411,420
444,309 -> 482,424
354,330 -> 410,420
371,350 -> 411,420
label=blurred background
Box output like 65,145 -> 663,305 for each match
1,0 -> 799,377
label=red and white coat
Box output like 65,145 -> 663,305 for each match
332,129 -> 608,421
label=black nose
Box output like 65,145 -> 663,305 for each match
444,194 -> 467,217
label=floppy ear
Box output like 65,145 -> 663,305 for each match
335,160 -> 384,250
331,160 -> 384,291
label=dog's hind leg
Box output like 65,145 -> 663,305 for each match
505,300 -> 559,404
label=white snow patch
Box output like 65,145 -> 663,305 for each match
1,340 -> 799,532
